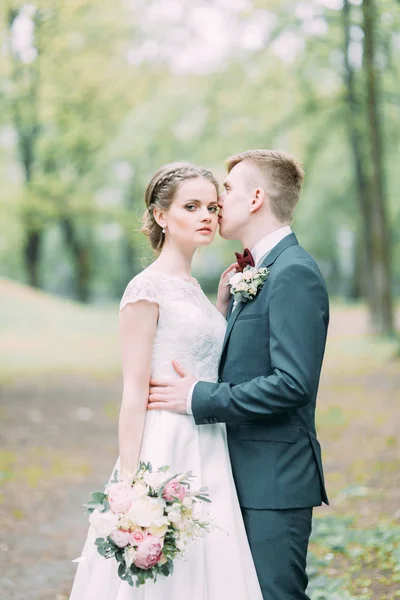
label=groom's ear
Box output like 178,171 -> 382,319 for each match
249,188 -> 265,213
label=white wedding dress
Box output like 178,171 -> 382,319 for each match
70,269 -> 262,600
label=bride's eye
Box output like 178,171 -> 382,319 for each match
185,204 -> 196,211
208,206 -> 219,213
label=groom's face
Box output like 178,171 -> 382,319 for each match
218,162 -> 254,240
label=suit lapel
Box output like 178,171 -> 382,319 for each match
221,299 -> 245,356
218,233 -> 299,373
260,232 -> 298,268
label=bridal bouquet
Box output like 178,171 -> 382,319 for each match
85,462 -> 212,587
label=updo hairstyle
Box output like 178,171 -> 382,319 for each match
141,162 -> 218,252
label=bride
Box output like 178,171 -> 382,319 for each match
69,162 -> 263,599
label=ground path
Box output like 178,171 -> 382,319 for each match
0,286 -> 399,599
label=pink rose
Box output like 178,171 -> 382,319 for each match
133,534 -> 164,570
129,528 -> 146,546
107,481 -> 132,514
109,529 -> 131,548
162,479 -> 186,503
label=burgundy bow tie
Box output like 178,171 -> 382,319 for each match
235,248 -> 255,272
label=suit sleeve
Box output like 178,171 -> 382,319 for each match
192,263 -> 329,425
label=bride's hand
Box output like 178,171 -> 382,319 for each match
216,262 -> 239,317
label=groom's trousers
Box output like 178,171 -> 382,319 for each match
241,506 -> 313,600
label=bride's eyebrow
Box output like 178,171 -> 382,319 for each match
183,199 -> 217,205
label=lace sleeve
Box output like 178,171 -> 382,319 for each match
120,274 -> 159,312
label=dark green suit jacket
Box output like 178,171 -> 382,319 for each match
192,233 -> 329,510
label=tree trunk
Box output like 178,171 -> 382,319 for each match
7,6 -> 43,288
362,0 -> 394,335
350,239 -> 365,300
341,0 -> 394,334
342,0 -> 374,306
61,219 -> 91,303
23,230 -> 41,288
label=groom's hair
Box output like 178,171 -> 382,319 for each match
226,149 -> 304,223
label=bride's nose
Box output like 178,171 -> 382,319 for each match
200,210 -> 212,222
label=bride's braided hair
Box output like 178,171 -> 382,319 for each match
142,162 -> 218,252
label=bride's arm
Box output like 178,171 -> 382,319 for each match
118,300 -> 158,480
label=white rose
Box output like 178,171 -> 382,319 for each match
167,510 -> 181,524
229,272 -> 243,286
129,481 -> 149,500
248,286 -> 257,295
143,471 -> 169,490
235,282 -> 248,292
89,509 -> 118,538
148,523 -> 169,537
166,502 -> 182,524
127,496 -> 166,528
118,514 -> 135,530
242,271 -> 254,281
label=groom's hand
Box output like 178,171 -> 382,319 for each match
148,361 -> 196,414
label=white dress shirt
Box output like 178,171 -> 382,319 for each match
251,226 -> 292,267
186,226 -> 292,414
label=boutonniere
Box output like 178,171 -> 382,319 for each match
228,265 -> 270,310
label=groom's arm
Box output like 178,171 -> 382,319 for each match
192,263 -> 329,425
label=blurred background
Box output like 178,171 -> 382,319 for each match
0,0 -> 399,598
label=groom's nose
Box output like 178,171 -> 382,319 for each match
218,193 -> 225,207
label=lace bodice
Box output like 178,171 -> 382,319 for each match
120,269 -> 227,382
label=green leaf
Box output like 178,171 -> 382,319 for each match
196,495 -> 212,503
110,469 -> 119,484
83,500 -> 103,510
91,491 -> 106,503
160,560 -> 173,576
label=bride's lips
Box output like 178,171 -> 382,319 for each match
197,227 -> 212,233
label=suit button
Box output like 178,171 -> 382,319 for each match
217,378 -> 222,383
204,418 -> 209,424
213,417 -> 218,423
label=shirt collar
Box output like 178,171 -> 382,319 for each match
251,226 -> 292,267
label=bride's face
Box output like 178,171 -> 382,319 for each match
162,177 -> 219,249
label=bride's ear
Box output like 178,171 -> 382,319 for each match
153,207 -> 166,230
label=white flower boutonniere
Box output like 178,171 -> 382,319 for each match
228,265 -> 270,310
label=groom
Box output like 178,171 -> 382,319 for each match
148,149 -> 329,599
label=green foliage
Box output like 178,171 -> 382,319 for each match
84,490 -> 107,513
0,0 -> 399,301
308,515 -> 400,599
